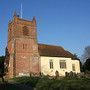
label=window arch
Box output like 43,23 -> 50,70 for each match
23,26 -> 29,36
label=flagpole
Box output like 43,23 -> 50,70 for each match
21,3 -> 22,18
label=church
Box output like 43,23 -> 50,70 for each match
5,13 -> 80,78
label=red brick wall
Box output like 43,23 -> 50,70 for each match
6,15 -> 40,78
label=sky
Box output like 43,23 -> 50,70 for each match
0,0 -> 90,58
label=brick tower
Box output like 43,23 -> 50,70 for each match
5,13 -> 40,78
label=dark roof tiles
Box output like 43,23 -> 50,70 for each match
38,43 -> 78,60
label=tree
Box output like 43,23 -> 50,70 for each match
83,58 -> 90,72
79,60 -> 83,72
73,53 -> 79,60
81,46 -> 90,63
0,56 -> 5,82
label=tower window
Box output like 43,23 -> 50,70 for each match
23,44 -> 27,49
49,60 -> 53,69
23,26 -> 29,36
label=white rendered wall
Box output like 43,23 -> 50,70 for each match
40,56 -> 80,76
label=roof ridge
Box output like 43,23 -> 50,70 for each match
38,43 -> 64,50
38,43 -> 77,60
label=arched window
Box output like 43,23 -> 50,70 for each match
23,26 -> 29,36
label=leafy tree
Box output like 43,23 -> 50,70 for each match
83,58 -> 90,72
81,46 -> 90,63
0,56 -> 5,82
79,61 -> 83,72
73,53 -> 79,60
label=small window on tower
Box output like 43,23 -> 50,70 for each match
23,44 -> 27,49
23,26 -> 29,36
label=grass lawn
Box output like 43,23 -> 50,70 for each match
0,76 -> 90,90
0,83 -> 33,90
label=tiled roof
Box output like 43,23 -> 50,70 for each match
38,43 -> 78,60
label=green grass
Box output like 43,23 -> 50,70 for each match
0,76 -> 90,90
12,76 -> 40,87
36,77 -> 90,90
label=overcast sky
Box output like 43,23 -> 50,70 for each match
0,0 -> 90,58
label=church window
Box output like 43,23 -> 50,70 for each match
49,60 -> 53,69
60,60 -> 66,69
72,64 -> 75,71
23,44 -> 24,49
23,26 -> 29,36
23,44 -> 27,49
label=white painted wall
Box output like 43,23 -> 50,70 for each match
40,56 -> 80,76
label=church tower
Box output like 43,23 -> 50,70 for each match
6,13 -> 40,78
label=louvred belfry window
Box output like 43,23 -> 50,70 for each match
23,26 -> 29,36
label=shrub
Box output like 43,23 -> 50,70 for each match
36,76 -> 54,90
11,76 -> 90,90
36,77 -> 90,90
12,76 -> 40,87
